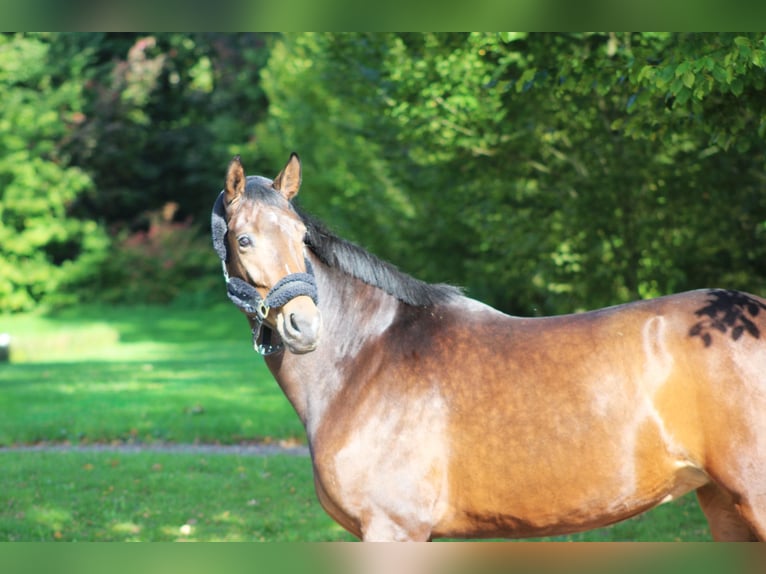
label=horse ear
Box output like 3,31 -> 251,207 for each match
272,152 -> 302,201
225,155 -> 246,206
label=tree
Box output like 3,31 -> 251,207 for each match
6,33 -> 764,314
255,33 -> 766,315
61,33 -> 273,230
0,33 -> 108,311
0,33 -> 276,310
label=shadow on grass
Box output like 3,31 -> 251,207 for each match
42,301 -> 251,345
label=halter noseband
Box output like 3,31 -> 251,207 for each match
211,191 -> 319,355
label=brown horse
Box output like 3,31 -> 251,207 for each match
212,153 -> 766,541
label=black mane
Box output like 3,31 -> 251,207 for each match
298,208 -> 462,307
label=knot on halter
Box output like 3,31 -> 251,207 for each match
211,191 -> 319,355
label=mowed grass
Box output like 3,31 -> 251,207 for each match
0,450 -> 353,542
0,304 -> 305,446
0,304 -> 712,541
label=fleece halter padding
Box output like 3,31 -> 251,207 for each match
211,191 -> 319,355
225,267 -> 318,321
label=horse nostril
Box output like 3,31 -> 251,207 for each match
278,306 -> 321,353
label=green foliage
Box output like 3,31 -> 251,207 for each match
255,34 -> 416,262
79,204 -> 221,306
256,33 -> 766,314
4,33 -> 766,315
64,32 -> 271,227
0,33 -> 272,312
0,33 -> 109,312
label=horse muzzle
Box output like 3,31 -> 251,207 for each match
222,260 -> 320,356
276,295 -> 321,354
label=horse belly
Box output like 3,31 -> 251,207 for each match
436,374 -> 708,539
437,424 -> 707,539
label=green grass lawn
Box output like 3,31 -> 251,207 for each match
0,304 -> 305,446
0,304 -> 712,541
0,450 -> 353,542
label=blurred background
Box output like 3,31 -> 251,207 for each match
2,32 -> 766,317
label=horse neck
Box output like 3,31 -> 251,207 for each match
264,252 -> 401,439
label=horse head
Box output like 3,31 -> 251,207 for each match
215,153 -> 321,355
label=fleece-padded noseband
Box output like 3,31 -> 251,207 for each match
211,191 -> 318,355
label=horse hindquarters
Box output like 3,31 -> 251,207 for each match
696,483 -> 760,541
693,336 -> 766,541
697,445 -> 766,541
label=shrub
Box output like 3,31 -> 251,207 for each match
85,203 -> 221,306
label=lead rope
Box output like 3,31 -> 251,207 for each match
211,192 -> 319,355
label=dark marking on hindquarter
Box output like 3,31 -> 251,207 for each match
688,289 -> 766,347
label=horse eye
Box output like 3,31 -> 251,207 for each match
237,235 -> 253,248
